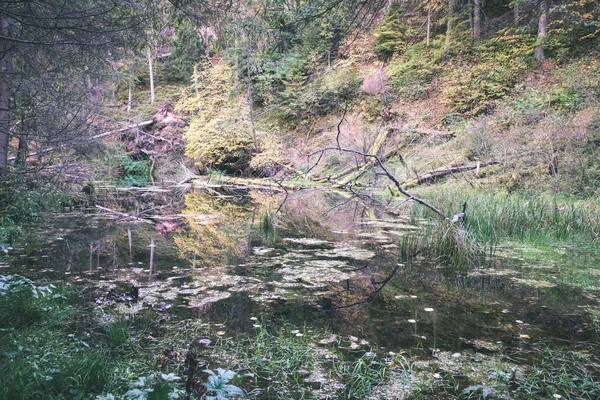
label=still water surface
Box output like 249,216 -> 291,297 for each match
5,188 -> 599,364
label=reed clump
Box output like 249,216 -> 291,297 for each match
412,189 -> 600,253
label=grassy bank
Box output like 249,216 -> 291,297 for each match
409,187 -> 600,254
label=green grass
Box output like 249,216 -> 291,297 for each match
516,347 -> 600,399
0,276 -> 160,399
411,188 -> 600,252
332,352 -> 390,399
228,322 -> 401,399
240,323 -> 317,390
104,318 -> 132,348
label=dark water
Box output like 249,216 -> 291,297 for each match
3,188 -> 599,365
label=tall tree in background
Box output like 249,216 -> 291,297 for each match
535,0 -> 549,59
473,0 -> 481,45
443,0 -> 457,62
0,0 -> 151,174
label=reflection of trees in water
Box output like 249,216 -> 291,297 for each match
272,189 -> 389,241
174,192 -> 251,270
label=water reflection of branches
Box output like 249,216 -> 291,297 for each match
327,264 -> 401,311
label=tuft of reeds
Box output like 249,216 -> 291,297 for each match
411,188 -> 600,255
259,210 -> 278,243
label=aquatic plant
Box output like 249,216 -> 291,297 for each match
259,210 -> 277,243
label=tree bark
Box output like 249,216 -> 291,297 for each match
473,0 -> 481,45
0,12 -> 12,173
147,49 -> 155,103
535,0 -> 549,60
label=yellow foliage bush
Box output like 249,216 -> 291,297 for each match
178,62 -> 254,173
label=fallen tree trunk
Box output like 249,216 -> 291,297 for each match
91,120 -> 154,140
191,175 -> 295,192
8,120 -> 154,162
403,160 -> 499,188
95,205 -> 155,224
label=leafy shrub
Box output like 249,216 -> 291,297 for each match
204,368 -> 244,399
0,275 -> 63,328
180,62 -> 255,173
550,85 -> 585,112
0,178 -> 69,243
122,374 -> 185,400
545,0 -> 600,59
119,156 -> 152,187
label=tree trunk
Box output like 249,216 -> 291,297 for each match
535,0 -> 549,60
246,55 -> 258,153
15,137 -> 27,167
0,12 -> 12,173
513,2 -> 519,24
147,49 -> 155,103
127,82 -> 132,113
473,0 -> 481,45
443,0 -> 456,63
469,0 -> 473,32
426,8 -> 431,46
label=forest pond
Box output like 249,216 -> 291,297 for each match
3,187 -> 600,398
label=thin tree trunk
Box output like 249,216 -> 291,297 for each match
535,0 -> 548,60
443,0 -> 456,63
127,82 -> 132,113
149,238 -> 155,274
426,8 -> 431,46
0,13 -> 12,173
246,55 -> 258,152
469,0 -> 473,32
147,49 -> 155,103
473,0 -> 481,45
513,2 -> 519,24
